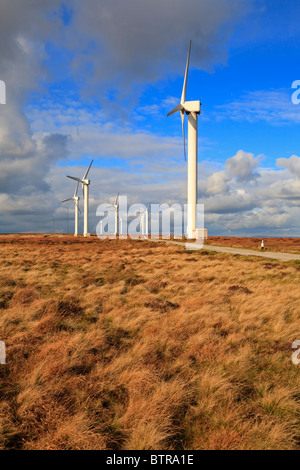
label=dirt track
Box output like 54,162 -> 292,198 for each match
189,243 -> 300,262
151,239 -> 300,262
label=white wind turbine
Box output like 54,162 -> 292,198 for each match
167,40 -> 201,239
141,204 -> 150,238
114,193 -> 119,236
67,160 -> 93,237
145,203 -> 150,237
140,212 -> 145,237
61,182 -> 81,237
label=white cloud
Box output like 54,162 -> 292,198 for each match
215,89 -> 300,124
225,150 -> 260,181
206,170 -> 230,194
277,155 -> 300,178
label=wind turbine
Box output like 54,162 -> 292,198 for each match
61,182 -> 81,237
141,204 -> 150,238
67,160 -> 93,237
167,41 -> 201,239
145,203 -> 150,238
140,212 -> 145,237
114,193 -> 119,236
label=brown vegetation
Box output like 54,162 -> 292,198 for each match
0,235 -> 299,450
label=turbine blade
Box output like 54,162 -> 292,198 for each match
181,110 -> 186,161
181,40 -> 191,104
61,197 -> 74,203
83,159 -> 93,180
67,176 -> 83,183
167,103 -> 183,117
115,192 -> 119,207
74,182 -> 79,198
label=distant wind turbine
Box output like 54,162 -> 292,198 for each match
114,193 -> 119,236
141,212 -> 145,236
67,160 -> 93,237
141,204 -> 150,238
167,41 -> 201,239
145,203 -> 150,238
61,182 -> 81,237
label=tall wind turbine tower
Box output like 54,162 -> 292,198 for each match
145,203 -> 150,238
114,193 -> 119,236
61,182 -> 81,237
142,203 -> 150,238
167,41 -> 201,239
67,160 -> 93,237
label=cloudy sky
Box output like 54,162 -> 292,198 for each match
1,0 -> 300,236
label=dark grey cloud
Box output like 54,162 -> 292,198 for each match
0,0 -> 251,180
66,0 -> 251,102
0,0 -> 68,219
0,133 -> 68,194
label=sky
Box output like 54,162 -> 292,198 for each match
1,0 -> 300,236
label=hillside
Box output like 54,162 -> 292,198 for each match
0,235 -> 299,450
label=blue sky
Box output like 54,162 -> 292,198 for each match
1,0 -> 300,236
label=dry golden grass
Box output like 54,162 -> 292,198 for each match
0,235 -> 299,450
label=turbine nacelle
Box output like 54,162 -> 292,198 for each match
183,100 -> 201,114
67,176 -> 90,186
167,100 -> 201,117
61,195 -> 80,204
67,159 -> 93,187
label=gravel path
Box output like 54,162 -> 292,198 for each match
191,244 -> 300,262
147,239 -> 300,262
